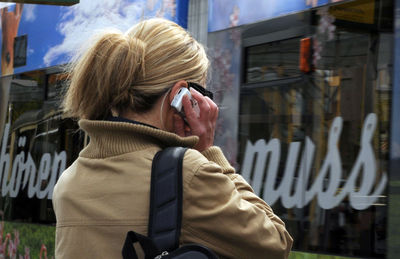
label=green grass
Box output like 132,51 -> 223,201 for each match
289,251 -> 356,259
2,221 -> 55,259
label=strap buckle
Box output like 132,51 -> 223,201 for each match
154,251 -> 169,259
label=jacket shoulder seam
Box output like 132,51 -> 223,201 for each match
182,149 -> 209,186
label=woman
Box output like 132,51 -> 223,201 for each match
52,18 -> 293,259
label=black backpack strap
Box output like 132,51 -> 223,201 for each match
148,147 -> 188,252
122,231 -> 160,259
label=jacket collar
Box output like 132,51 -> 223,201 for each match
78,119 -> 198,158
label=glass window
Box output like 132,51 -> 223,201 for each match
0,69 -> 83,224
239,2 -> 391,257
245,37 -> 301,83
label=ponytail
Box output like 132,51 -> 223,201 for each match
63,30 -> 146,120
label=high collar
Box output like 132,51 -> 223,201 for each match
78,119 -> 199,158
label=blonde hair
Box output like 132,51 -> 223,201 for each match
62,18 -> 209,120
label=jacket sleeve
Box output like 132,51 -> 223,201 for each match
181,147 -> 293,259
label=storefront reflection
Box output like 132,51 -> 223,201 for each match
238,9 -> 391,257
0,70 -> 83,223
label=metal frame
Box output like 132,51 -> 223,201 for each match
0,0 -> 79,6
388,1 -> 400,258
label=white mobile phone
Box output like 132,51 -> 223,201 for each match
171,87 -> 200,118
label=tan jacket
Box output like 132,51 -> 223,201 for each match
53,120 -> 293,259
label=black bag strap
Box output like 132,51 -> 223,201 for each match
122,231 -> 160,259
122,147 -> 188,259
148,147 -> 188,252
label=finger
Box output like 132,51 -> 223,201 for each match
189,87 -> 202,99
189,88 -> 211,119
189,88 -> 206,106
205,97 -> 219,122
173,114 -> 185,137
190,89 -> 210,118
181,94 -> 195,117
180,95 -> 199,131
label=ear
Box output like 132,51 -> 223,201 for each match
169,80 -> 188,103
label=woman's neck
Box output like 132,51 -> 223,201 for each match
121,110 -> 161,129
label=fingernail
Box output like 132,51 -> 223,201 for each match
190,87 -> 199,95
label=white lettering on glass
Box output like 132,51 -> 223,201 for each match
241,113 -> 387,210
0,123 -> 67,200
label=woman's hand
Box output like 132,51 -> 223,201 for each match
173,88 -> 218,152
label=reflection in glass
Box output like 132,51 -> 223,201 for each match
0,70 -> 83,224
245,38 -> 301,84
240,15 -> 391,259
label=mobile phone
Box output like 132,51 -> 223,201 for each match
171,87 -> 200,119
